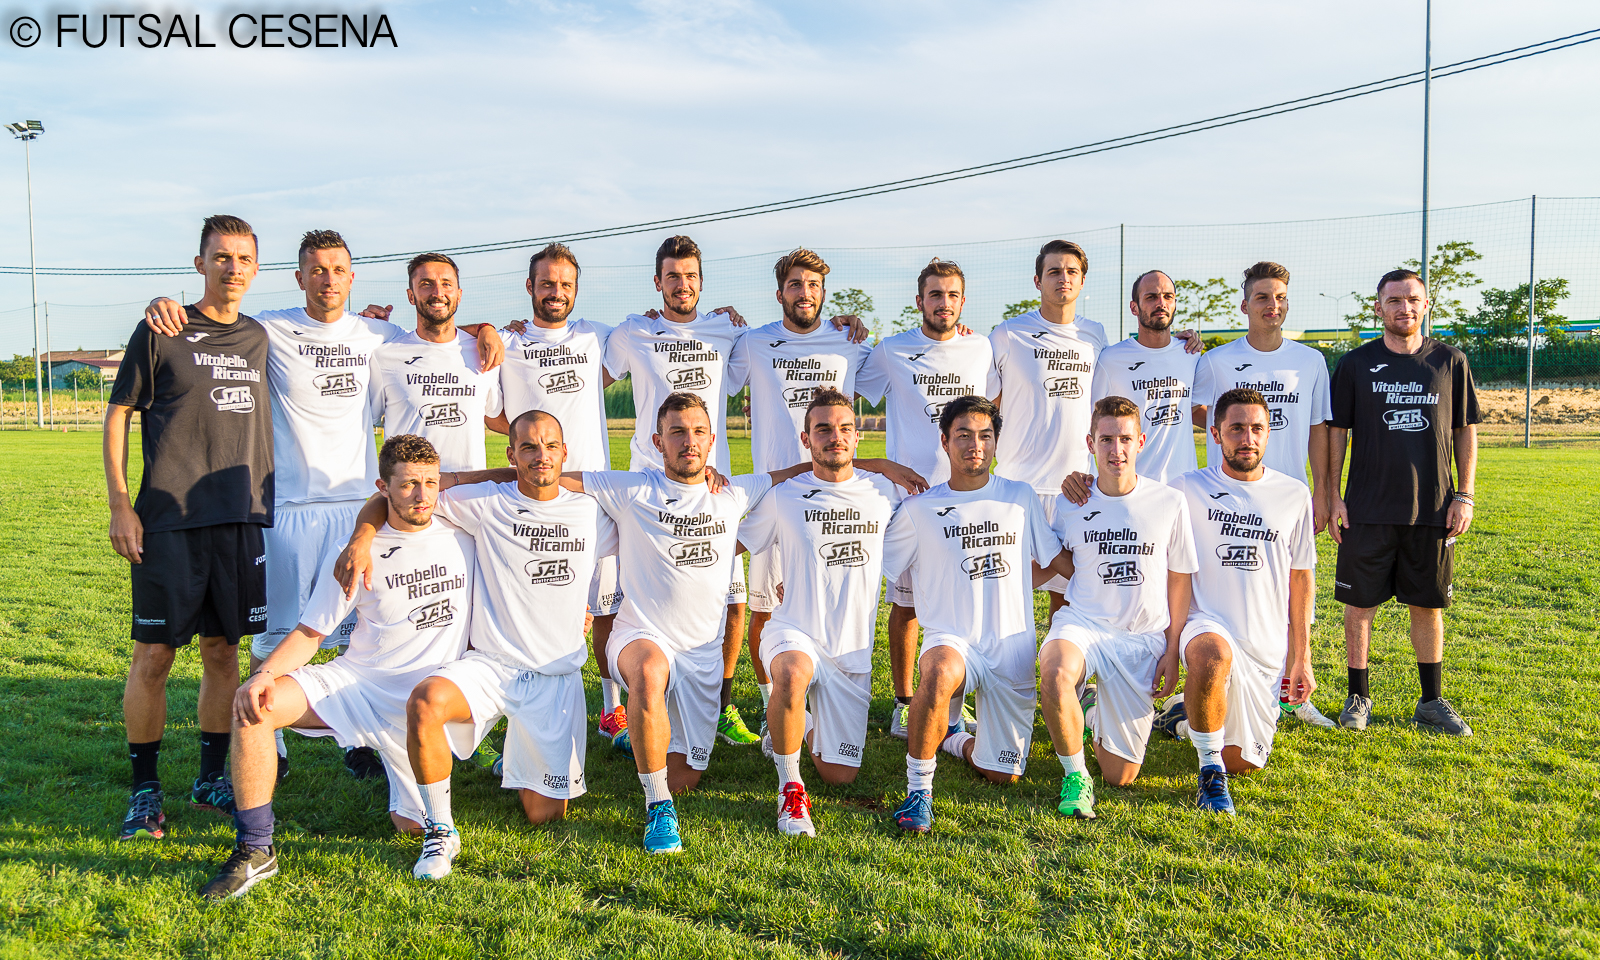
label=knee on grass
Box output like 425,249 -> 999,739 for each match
519,791 -> 568,825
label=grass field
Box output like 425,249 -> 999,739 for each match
1,431 -> 1597,958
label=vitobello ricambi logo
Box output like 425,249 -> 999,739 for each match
669,540 -> 719,567
211,385 -> 255,413
1097,559 -> 1144,585
1147,403 -> 1182,425
1384,408 -> 1429,432
961,552 -> 1010,580
1216,543 -> 1262,570
313,372 -> 360,397
422,402 -> 465,426
525,557 -> 575,586
818,540 -> 869,568
667,366 -> 711,390
538,369 -> 584,394
408,598 -> 454,629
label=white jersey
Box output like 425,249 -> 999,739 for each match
499,319 -> 612,472
727,320 -> 872,473
1052,478 -> 1198,635
297,519 -> 474,678
585,469 -> 773,652
1170,466 -> 1316,665
256,308 -> 406,505
1091,337 -> 1202,482
1193,337 -> 1331,482
603,310 -> 744,471
881,475 -> 1062,652
369,330 -> 505,472
990,310 -> 1104,493
736,470 -> 897,672
434,482 -> 616,674
855,327 -> 999,488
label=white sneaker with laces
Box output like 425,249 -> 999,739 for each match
889,702 -> 911,739
413,823 -> 461,880
777,782 -> 816,838
1289,701 -> 1337,728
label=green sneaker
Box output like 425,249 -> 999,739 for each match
1057,771 -> 1097,820
716,703 -> 761,745
470,738 -> 502,774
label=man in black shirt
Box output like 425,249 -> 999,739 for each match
104,215 -> 274,841
1328,268 -> 1479,736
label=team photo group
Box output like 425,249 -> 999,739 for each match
105,214 -> 1480,901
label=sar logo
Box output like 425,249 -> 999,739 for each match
210,385 -> 255,413
1269,407 -> 1288,430
537,369 -> 584,394
1097,559 -> 1144,585
313,372 -> 360,397
421,402 -> 466,427
961,552 -> 1011,580
408,598 -> 455,629
783,386 -> 816,408
1216,543 -> 1262,570
1045,376 -> 1082,399
667,366 -> 711,390
1147,403 -> 1182,425
669,540 -> 719,567
1383,408 -> 1429,432
818,540 -> 869,568
923,400 -> 948,423
524,557 -> 575,586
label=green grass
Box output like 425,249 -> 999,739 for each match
1,432 -> 1597,958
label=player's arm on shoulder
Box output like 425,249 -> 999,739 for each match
334,493 -> 388,597
1060,471 -> 1095,506
1174,328 -> 1204,354
458,323 -> 505,371
103,403 -> 144,563
850,458 -> 928,495
142,297 -> 187,337
236,624 -> 326,725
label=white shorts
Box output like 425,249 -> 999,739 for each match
588,555 -> 623,617
748,545 -> 781,614
428,652 -> 589,799
1179,617 -> 1284,769
922,633 -> 1036,776
256,500 -> 365,658
889,569 -> 915,608
608,634 -> 723,771
759,629 -> 871,768
1043,605 -> 1165,764
727,557 -> 747,605
1037,493 -> 1069,595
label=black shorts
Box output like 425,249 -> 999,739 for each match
130,523 -> 268,645
1333,522 -> 1454,609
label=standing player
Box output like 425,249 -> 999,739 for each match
735,389 -> 898,836
1329,269 -> 1479,736
105,215 -> 271,840
856,259 -> 999,737
881,396 -> 1070,835
1160,388 -> 1317,815
1039,397 -> 1196,820
197,435 -> 475,899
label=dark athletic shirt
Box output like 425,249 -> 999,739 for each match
109,305 -> 274,532
1330,337 -> 1479,527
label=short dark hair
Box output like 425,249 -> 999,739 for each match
1035,240 -> 1088,280
529,242 -> 580,283
655,391 -> 710,434
298,229 -> 349,264
1376,268 -> 1426,298
510,408 -> 563,442
803,387 -> 854,431
199,214 -> 257,257
407,252 -> 459,284
1241,261 -> 1290,298
774,248 -> 830,289
1130,269 -> 1171,304
1092,396 -> 1142,436
655,235 -> 702,279
1213,387 -> 1270,427
917,258 -> 965,297
939,394 -> 1002,439
378,433 -> 440,482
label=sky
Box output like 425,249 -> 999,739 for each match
1,0 -> 1597,356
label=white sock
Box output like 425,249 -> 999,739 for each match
1191,728 -> 1225,771
418,778 -> 453,830
774,749 -> 802,787
1058,751 -> 1088,778
906,754 -> 937,793
939,731 -> 974,761
1175,719 -> 1192,741
639,768 -> 671,806
759,683 -> 773,708
601,679 -> 620,714
274,728 -> 287,759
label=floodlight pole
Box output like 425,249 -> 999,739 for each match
18,131 -> 45,428
1419,0 -> 1432,338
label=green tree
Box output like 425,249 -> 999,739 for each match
1343,240 -> 1484,334
0,354 -> 35,385
1174,278 -> 1237,329
1447,278 -> 1570,350
66,367 -> 104,390
828,288 -> 875,327
1002,299 -> 1040,321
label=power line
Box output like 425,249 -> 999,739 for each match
6,26 -> 1596,278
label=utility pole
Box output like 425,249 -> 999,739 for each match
1419,0 -> 1433,338
6,120 -> 46,428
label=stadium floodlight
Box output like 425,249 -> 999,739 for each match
8,119 -> 45,427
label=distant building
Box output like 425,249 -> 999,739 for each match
39,350 -> 124,387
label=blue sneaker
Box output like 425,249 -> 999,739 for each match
612,728 -> 634,759
892,789 -> 933,835
1152,693 -> 1187,742
1196,767 -> 1236,816
190,774 -> 237,816
644,799 -> 683,854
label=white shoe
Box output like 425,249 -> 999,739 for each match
760,730 -> 774,759
777,782 -> 816,838
412,823 -> 461,880
889,701 -> 910,739
1288,701 -> 1337,728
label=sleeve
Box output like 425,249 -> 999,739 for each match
1192,354 -> 1215,409
1089,353 -> 1111,403
107,322 -> 157,410
1308,354 -> 1332,425
484,364 -> 504,418
1024,489 -> 1064,566
1329,355 -> 1355,430
725,335 -> 752,393
367,353 -> 387,427
1289,488 -> 1317,570
987,327 -> 1009,383
433,482 -> 493,536
737,493 -> 781,556
1166,495 -> 1200,574
983,344 -> 1001,399
602,321 -> 632,381
594,501 -> 620,559
381,320 -> 408,343
854,343 -> 889,403
582,470 -> 640,518
1080,318 -> 1109,357
1453,352 -> 1481,428
297,549 -> 360,638
733,472 -> 775,517
879,504 -> 918,583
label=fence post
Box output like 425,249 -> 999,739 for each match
1118,224 -> 1126,340
1523,196 -> 1536,449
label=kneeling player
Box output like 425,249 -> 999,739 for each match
1039,397 -> 1196,819
881,396 -> 1072,834
200,435 -> 474,899
736,389 -> 897,836
1160,388 -> 1316,814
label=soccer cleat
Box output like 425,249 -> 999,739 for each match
777,782 -> 816,838
199,843 -> 278,900
191,774 -> 237,816
275,754 -> 289,784
716,703 -> 761,745
1057,771 -> 1097,820
889,702 -> 911,739
470,738 -> 501,775
1413,697 -> 1472,737
1284,700 -> 1337,728
643,799 -> 683,854
119,785 -> 165,841
1151,693 -> 1187,741
344,745 -> 385,781
412,823 -> 462,880
1080,683 -> 1099,745
597,704 -> 627,740
892,789 -> 934,835
612,728 -> 634,759
1339,694 -> 1373,731
1195,768 -> 1236,816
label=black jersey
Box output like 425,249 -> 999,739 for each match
1330,337 -> 1479,527
109,305 -> 274,532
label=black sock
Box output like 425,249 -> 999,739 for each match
234,802 -> 275,851
720,678 -> 734,710
895,696 -> 913,706
1417,662 -> 1442,703
1348,667 -> 1370,699
198,731 -> 230,782
129,740 -> 161,789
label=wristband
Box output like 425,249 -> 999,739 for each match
1452,493 -> 1474,506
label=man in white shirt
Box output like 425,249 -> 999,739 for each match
197,434 -> 475,899
881,396 -> 1070,836
1160,388 -> 1318,816
1038,396 -> 1196,821
856,259 -> 999,738
735,389 -> 897,837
